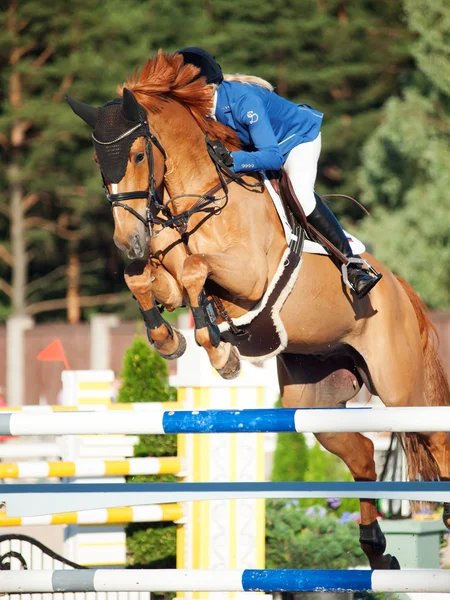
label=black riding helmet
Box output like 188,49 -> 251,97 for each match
178,47 -> 223,85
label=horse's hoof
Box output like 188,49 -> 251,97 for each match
154,329 -> 187,360
389,555 -> 401,570
217,345 -> 241,380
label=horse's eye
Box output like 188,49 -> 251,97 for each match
134,152 -> 145,164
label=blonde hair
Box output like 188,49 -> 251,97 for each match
223,73 -> 274,92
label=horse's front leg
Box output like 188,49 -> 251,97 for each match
181,249 -> 267,378
125,259 -> 186,359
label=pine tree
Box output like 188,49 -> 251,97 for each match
356,0 -> 450,308
0,0 -> 207,322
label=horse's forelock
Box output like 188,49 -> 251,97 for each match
118,50 -> 240,147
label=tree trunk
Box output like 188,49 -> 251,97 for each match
66,253 -> 81,324
8,3 -> 27,317
9,161 -> 27,316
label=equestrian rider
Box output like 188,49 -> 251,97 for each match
177,47 -> 382,299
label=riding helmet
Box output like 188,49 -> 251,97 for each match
178,47 -> 223,85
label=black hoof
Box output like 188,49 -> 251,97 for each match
389,555 -> 401,570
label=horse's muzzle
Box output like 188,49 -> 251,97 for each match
114,233 -> 147,260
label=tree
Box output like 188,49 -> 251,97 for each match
356,0 -> 450,308
0,0 -> 206,322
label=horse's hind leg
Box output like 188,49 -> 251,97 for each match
315,432 -> 399,569
124,258 -> 186,359
352,273 -> 450,526
278,353 -> 399,570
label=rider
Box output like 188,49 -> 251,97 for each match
177,47 -> 382,299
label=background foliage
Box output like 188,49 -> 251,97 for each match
3,0 -> 447,317
266,499 -> 366,569
357,0 -> 450,308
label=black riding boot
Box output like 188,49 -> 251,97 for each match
307,196 -> 382,299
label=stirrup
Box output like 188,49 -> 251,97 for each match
341,257 -> 381,292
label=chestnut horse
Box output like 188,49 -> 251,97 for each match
67,51 -> 450,570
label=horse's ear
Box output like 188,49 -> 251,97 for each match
65,95 -> 99,129
122,88 -> 141,122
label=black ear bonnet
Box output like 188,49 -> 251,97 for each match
91,98 -> 149,184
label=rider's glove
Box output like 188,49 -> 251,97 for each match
209,139 -> 234,168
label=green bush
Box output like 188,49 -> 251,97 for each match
271,431 -> 309,482
117,335 -> 176,405
118,336 -> 178,568
266,499 -> 367,570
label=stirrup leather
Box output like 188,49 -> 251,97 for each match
341,257 -> 381,293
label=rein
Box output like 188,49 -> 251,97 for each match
98,121 -> 265,238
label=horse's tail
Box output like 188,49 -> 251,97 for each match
395,275 -> 450,482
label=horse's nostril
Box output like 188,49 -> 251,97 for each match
132,235 -> 143,254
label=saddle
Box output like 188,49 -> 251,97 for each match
269,170 -> 349,264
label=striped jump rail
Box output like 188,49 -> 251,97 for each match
0,456 -> 184,479
1,568 -> 449,593
0,402 -> 180,412
1,406 -> 450,436
0,503 -> 184,526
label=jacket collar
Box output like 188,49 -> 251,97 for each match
215,83 -> 235,127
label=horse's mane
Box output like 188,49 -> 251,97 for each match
118,50 -> 240,147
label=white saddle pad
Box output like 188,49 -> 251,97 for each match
264,178 -> 366,256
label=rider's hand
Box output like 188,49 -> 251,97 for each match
209,139 -> 234,168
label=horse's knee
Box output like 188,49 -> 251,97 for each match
124,260 -> 153,295
181,255 -> 210,299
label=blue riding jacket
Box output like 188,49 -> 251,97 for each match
215,81 -> 323,173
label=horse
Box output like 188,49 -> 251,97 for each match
66,50 -> 450,571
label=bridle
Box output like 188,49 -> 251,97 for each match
94,119 -> 264,238
93,121 -> 169,233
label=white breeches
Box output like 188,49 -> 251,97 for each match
283,133 -> 321,216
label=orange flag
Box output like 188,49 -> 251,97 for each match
37,339 -> 70,370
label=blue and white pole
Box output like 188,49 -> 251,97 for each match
1,406 -> 450,436
1,569 -> 449,594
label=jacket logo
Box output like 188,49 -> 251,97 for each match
247,111 -> 259,124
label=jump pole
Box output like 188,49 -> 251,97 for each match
0,456 -> 184,479
0,503 -> 184,526
1,406 -> 450,435
0,401 -> 180,412
2,569 -> 450,593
